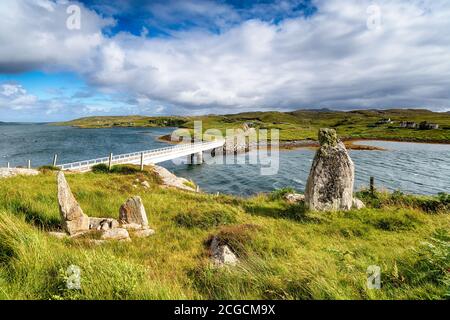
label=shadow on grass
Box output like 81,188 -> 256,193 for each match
7,200 -> 61,230
243,201 -> 325,223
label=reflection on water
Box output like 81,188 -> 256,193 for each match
0,124 -> 449,196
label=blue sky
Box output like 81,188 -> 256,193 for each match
1,0 -> 450,121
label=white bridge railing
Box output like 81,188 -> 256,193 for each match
57,140 -> 224,172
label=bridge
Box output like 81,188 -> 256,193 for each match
56,139 -> 225,172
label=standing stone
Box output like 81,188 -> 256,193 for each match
304,129 -> 355,211
119,196 -> 148,227
57,171 -> 90,235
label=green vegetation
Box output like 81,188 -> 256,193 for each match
0,168 -> 448,300
57,109 -> 450,143
91,163 -> 142,175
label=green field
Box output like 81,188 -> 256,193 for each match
0,167 -> 448,300
56,109 -> 450,143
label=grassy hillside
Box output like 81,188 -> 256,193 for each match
56,109 -> 450,143
0,167 -> 448,300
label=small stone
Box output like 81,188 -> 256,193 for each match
48,232 -> 68,239
121,223 -> 144,230
119,196 -> 148,227
352,198 -> 366,210
141,181 -> 150,189
89,217 -> 119,230
210,236 -> 238,267
101,228 -> 130,241
133,229 -> 155,238
284,193 -> 305,204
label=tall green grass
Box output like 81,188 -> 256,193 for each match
0,169 -> 448,299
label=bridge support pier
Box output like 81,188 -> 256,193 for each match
187,153 -> 194,165
187,152 -> 203,165
195,151 -> 203,164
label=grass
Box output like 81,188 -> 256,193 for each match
56,109 -> 450,143
0,168 -> 448,300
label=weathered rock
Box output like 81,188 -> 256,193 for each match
48,231 -> 68,239
210,236 -> 238,266
304,129 -> 355,212
152,165 -> 196,191
121,223 -> 145,230
57,171 -> 90,235
0,168 -> 40,179
119,196 -> 148,227
141,181 -> 150,189
284,193 -> 305,204
133,229 -> 155,238
89,217 -> 119,230
352,198 -> 366,210
101,228 -> 130,241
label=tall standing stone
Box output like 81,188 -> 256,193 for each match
57,171 -> 90,235
119,196 -> 148,227
304,128 -> 354,211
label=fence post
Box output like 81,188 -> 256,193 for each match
370,177 -> 375,195
53,154 -> 58,167
7,162 -> 10,169
108,153 -> 113,170
28,160 -> 31,169
140,152 -> 144,171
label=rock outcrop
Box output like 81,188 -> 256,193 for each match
152,165 -> 196,191
304,129 -> 355,211
101,228 -> 130,241
0,168 -> 39,179
57,171 -> 90,235
210,236 -> 238,267
352,198 -> 366,210
89,217 -> 119,231
119,196 -> 149,227
222,125 -> 257,154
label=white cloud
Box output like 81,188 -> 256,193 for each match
0,84 -> 37,110
1,0 -> 450,118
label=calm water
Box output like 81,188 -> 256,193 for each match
1,124 -> 449,195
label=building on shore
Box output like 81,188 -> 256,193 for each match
418,121 -> 439,130
399,121 -> 417,128
376,118 -> 392,125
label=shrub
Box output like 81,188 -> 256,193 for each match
356,190 -> 450,214
38,165 -> 60,172
205,224 -> 259,257
92,164 -> 141,175
110,165 -> 141,174
385,229 -> 450,298
269,187 -> 296,200
91,163 -> 109,173
174,209 -> 237,229
367,211 -> 419,231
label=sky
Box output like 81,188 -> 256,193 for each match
1,0 -> 450,122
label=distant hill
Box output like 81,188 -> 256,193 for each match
56,108 -> 450,143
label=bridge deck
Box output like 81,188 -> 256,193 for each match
57,140 -> 224,172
